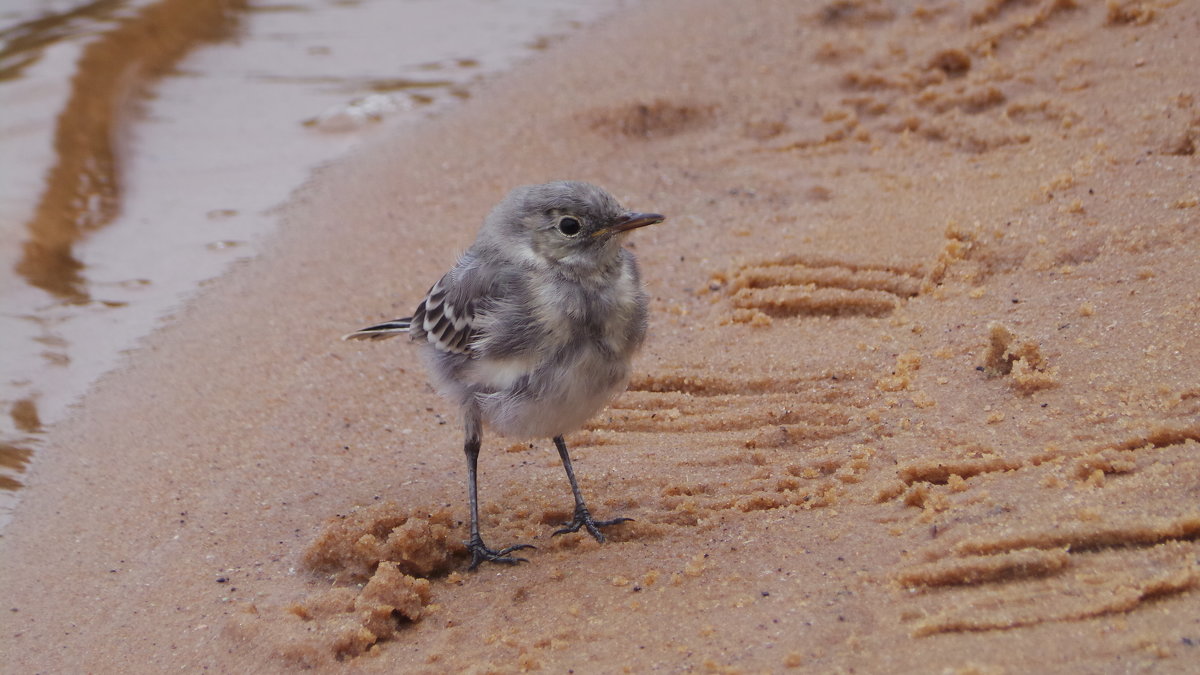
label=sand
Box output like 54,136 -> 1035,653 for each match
3,0 -> 1199,671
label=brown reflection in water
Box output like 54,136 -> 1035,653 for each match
0,443 -> 33,490
10,398 -> 43,434
15,0 -> 248,304
0,400 -> 42,490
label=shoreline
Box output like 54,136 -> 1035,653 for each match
3,0 -> 1198,671
0,0 -> 620,522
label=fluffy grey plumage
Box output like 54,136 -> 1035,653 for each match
345,181 -> 664,569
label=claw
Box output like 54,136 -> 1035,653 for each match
552,507 -> 633,543
467,538 -> 535,571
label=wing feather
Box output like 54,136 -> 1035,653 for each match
343,257 -> 489,355
341,317 -> 412,341
416,274 -> 476,355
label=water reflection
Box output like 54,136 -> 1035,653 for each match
0,443 -> 34,490
15,0 -> 247,304
10,398 -> 42,433
2,400 -> 38,491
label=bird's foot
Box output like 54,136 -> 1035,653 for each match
466,536 -> 535,571
552,506 -> 633,543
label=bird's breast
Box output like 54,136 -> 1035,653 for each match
530,262 -> 644,354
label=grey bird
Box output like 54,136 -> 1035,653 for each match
344,181 -> 665,570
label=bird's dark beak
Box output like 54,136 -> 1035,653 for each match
596,212 -> 665,237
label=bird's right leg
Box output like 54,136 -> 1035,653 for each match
550,435 -> 631,542
464,408 -> 534,570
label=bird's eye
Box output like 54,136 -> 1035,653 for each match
557,216 -> 582,236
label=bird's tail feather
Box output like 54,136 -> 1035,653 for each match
342,317 -> 413,341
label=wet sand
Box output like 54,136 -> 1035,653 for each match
3,0 -> 1199,671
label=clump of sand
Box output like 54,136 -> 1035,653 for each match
228,560 -> 433,667
982,322 -> 1059,393
227,502 -> 458,666
302,501 -> 463,584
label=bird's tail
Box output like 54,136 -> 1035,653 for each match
341,317 -> 413,341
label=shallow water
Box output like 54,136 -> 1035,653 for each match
0,0 -> 619,525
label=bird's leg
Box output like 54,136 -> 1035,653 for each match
551,435 -> 632,542
464,415 -> 534,571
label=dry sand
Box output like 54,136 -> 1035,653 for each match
3,0 -> 1199,671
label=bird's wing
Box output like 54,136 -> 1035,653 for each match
340,269 -> 476,354
408,270 -> 480,355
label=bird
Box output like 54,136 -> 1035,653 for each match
344,181 -> 665,570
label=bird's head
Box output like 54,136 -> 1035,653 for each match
483,181 -> 664,272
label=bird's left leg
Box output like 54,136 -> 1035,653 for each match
551,435 -> 632,542
463,407 -> 534,570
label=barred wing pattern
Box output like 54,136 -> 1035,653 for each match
410,275 -> 475,355
342,273 -> 476,356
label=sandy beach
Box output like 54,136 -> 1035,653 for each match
3,0 -> 1199,671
